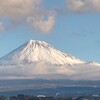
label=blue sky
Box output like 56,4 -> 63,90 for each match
0,0 -> 100,63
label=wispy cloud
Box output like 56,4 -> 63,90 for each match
67,0 -> 100,12
0,22 -> 5,32
0,0 -> 56,34
27,11 -> 56,33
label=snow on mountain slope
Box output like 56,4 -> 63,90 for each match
87,61 -> 100,66
0,40 -> 100,80
0,40 -> 84,65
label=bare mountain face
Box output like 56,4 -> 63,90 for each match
0,40 -> 84,65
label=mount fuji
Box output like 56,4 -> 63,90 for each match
0,40 -> 100,80
0,40 -> 84,65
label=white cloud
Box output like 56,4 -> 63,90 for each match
0,62 -> 71,78
0,0 -> 55,33
0,22 -> 5,32
67,0 -> 100,12
0,62 -> 100,80
0,0 -> 41,20
27,13 -> 55,33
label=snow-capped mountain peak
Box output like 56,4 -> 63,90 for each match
1,40 -> 100,80
0,40 -> 84,65
26,40 -> 53,49
87,61 -> 100,66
